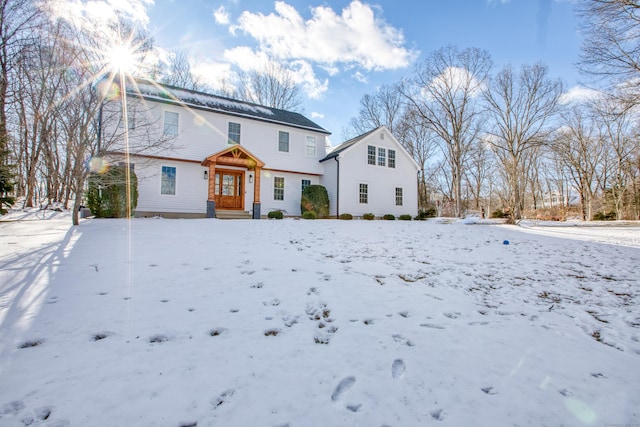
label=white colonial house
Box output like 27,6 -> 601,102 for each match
99,78 -> 418,219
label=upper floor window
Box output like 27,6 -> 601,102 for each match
305,136 -> 316,156
301,179 -> 311,193
228,122 -> 241,144
274,177 -> 285,201
395,187 -> 403,206
367,145 -> 376,165
378,147 -> 386,166
278,131 -> 290,152
388,149 -> 396,168
163,111 -> 179,136
161,166 -> 176,195
120,109 -> 136,130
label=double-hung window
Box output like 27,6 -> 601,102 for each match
163,111 -> 179,136
388,149 -> 396,168
378,148 -> 386,166
305,136 -> 316,156
301,179 -> 311,193
161,166 -> 176,195
367,145 -> 376,165
395,187 -> 403,206
274,177 -> 285,201
359,183 -> 368,204
278,131 -> 289,152
228,122 -> 241,144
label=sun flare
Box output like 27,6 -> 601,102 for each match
106,44 -> 137,75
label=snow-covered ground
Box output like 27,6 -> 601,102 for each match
0,211 -> 638,427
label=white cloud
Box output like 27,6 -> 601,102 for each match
311,112 -> 324,119
352,71 -> 368,84
232,1 -> 417,71
191,61 -> 236,92
559,85 -> 602,105
426,66 -> 486,99
47,0 -> 152,27
213,6 -> 230,25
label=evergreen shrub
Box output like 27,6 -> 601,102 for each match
301,185 -> 329,218
86,164 -> 138,218
268,210 -> 284,219
302,211 -> 317,219
339,213 -> 353,220
362,213 -> 375,220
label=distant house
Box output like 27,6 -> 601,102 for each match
100,79 -> 418,218
321,126 -> 419,218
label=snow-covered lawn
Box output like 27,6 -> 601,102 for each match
1,213 -> 638,426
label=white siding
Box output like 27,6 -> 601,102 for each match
336,128 -> 418,218
105,99 -> 328,172
260,171 -> 321,217
132,157 -> 209,215
320,158 -> 338,217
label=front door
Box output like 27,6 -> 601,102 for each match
214,170 -> 244,210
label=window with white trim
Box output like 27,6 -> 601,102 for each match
301,179 -> 311,193
367,145 -> 376,165
359,183 -> 368,204
163,111 -> 178,136
305,136 -> 316,156
278,131 -> 289,152
228,122 -> 241,144
388,149 -> 396,168
274,177 -> 285,201
395,187 -> 403,206
378,148 -> 386,166
161,166 -> 176,195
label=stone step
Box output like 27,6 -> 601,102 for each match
216,210 -> 252,220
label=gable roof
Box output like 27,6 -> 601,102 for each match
121,78 -> 330,135
321,126 -> 420,170
320,127 -> 379,162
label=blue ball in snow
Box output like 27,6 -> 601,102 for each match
503,240 -> 509,245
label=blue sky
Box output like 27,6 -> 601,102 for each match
137,0 -> 582,142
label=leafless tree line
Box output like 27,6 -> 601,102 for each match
346,1 -> 640,221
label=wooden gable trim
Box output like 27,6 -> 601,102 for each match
202,144 -> 265,169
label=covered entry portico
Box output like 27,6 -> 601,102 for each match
202,145 -> 265,219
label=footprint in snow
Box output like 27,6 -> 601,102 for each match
391,359 -> 406,379
212,389 -> 235,410
481,386 -> 498,395
420,323 -> 446,330
331,376 -> 356,402
430,408 -> 446,421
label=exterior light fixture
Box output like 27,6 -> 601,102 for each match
249,173 -> 253,183
203,170 -> 208,180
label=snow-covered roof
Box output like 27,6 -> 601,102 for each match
126,79 -> 330,135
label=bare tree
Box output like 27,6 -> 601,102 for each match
347,83 -> 405,138
403,45 -> 493,217
160,49 -> 203,91
552,104 -> 604,220
237,58 -> 303,111
396,106 -> 439,210
0,0 -> 42,212
577,0 -> 640,106
464,139 -> 493,212
593,95 -> 639,219
483,63 -> 563,221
